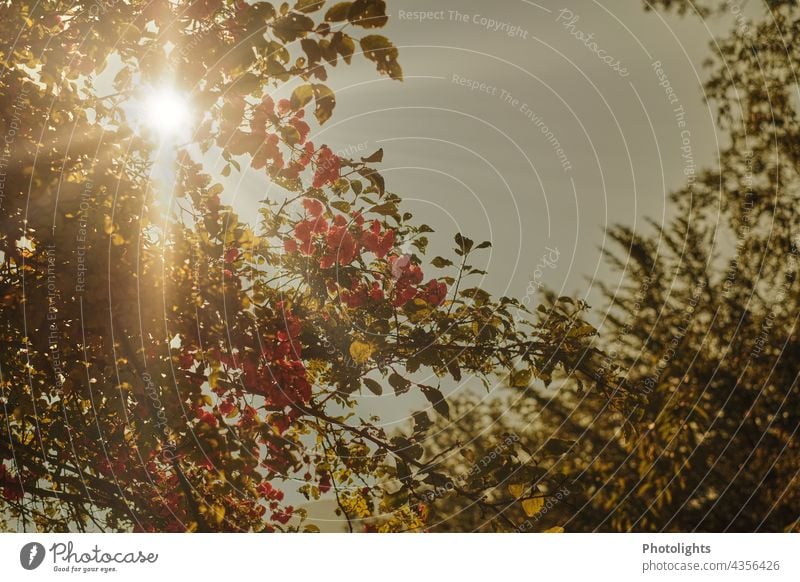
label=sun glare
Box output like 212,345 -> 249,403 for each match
138,86 -> 191,139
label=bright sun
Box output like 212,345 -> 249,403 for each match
138,86 -> 191,139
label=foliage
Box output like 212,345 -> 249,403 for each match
425,1 -> 800,533
580,0 -> 800,531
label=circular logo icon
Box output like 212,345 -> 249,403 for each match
20,542 -> 46,570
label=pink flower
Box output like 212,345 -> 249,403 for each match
361,220 -> 395,258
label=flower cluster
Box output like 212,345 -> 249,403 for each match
283,197 -> 448,309
341,279 -> 384,308
388,254 -> 447,307
284,197 -> 366,269
312,145 -> 341,188
284,199 -> 394,268
249,96 -> 324,182
196,305 -> 311,417
257,482 -> 295,525
244,308 -> 311,409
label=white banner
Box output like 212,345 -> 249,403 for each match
1,533 -> 797,581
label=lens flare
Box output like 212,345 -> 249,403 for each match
137,86 -> 191,139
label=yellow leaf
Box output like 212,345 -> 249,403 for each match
509,368 -> 532,388
544,526 -> 564,533
508,483 -> 526,498
567,324 -> 596,339
349,340 -> 373,365
521,496 -> 544,517
210,504 -> 225,525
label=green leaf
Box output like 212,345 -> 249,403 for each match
509,369 -> 532,388
113,66 -> 132,92
420,385 -> 450,418
370,201 -> 396,216
360,35 -> 403,80
446,360 -> 462,382
382,487 -> 409,510
301,38 -> 322,64
358,167 -> 385,196
291,84 -> 314,110
567,324 -> 596,338
396,459 -> 412,483
272,13 -> 315,43
280,124 -> 302,146
424,472 -> 450,487
391,436 -> 423,461
348,0 -> 388,28
361,147 -> 384,163
511,465 -> 548,484
454,232 -> 474,255
413,411 -> 432,433
363,378 -> 382,395
330,200 -> 351,212
252,1 -> 277,21
411,236 -> 428,253
325,2 -> 352,21
295,0 -> 324,13
319,37 -> 338,66
460,287 -> 490,303
431,256 -> 453,268
332,31 -> 356,64
388,372 -> 411,396
312,83 -> 336,124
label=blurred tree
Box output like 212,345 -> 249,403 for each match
422,1 -> 800,532
581,0 -> 800,531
